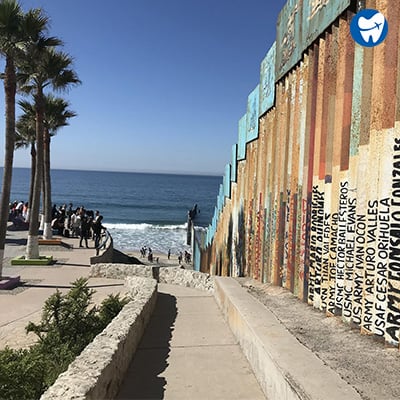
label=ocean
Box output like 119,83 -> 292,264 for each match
4,168 -> 222,255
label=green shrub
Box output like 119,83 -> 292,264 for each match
0,346 -> 46,400
0,278 -> 129,399
98,292 -> 129,327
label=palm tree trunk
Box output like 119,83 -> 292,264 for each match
40,156 -> 45,232
26,89 -> 45,259
43,130 -> 52,239
0,58 -> 16,277
28,142 -> 36,219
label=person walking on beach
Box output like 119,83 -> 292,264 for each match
148,248 -> 153,262
178,251 -> 183,264
168,249 -> 171,260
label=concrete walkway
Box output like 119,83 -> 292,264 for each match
117,283 -> 266,400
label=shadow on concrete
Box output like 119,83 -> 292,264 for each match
54,262 -> 90,268
21,282 -> 124,290
5,237 -> 27,246
116,292 -> 177,400
7,223 -> 29,232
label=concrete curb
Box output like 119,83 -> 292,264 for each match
213,277 -> 362,400
40,276 -> 157,400
90,263 -> 215,292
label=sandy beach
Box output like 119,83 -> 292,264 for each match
125,249 -> 192,269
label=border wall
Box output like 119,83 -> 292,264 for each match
194,0 -> 400,347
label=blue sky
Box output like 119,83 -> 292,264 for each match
1,0 -> 287,175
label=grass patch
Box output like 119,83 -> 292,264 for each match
11,256 -> 53,266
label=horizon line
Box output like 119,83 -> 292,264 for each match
7,165 -> 223,178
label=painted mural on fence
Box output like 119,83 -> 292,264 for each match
276,0 -> 351,81
259,43 -> 276,116
237,115 -> 247,160
276,0 -> 302,81
194,0 -> 400,349
302,0 -> 351,48
246,85 -> 260,142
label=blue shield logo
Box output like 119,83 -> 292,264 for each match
350,9 -> 388,47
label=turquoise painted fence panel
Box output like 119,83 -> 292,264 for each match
246,85 -> 260,142
218,184 -> 224,212
212,206 -> 217,236
276,0 -> 303,81
259,42 -> 276,116
302,0 -> 350,49
231,144 -> 237,182
237,114 -> 247,160
224,164 -> 231,198
193,237 -> 201,271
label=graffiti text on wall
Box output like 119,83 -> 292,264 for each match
387,138 -> 400,345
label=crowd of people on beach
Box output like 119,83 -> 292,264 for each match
51,203 -> 106,248
140,246 -> 158,262
10,201 -> 192,261
9,201 -> 107,249
9,200 -> 30,229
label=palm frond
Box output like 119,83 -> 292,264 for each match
17,94 -> 77,139
16,109 -> 36,148
0,0 -> 23,56
43,94 -> 77,135
18,46 -> 81,94
21,8 -> 49,41
52,68 -> 81,91
0,0 -> 21,31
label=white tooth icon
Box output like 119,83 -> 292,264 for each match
358,12 -> 385,43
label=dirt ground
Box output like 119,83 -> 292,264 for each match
236,278 -> 400,400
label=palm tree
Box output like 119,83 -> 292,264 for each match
16,96 -> 76,234
0,0 -> 22,277
19,48 -> 80,258
42,95 -> 76,239
15,100 -> 36,210
0,1 -> 51,276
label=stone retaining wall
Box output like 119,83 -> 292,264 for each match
90,263 -> 215,292
40,277 -> 157,400
90,263 -> 153,280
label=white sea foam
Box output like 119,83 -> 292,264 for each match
105,222 -> 191,255
104,223 -> 187,231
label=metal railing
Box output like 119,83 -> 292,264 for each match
95,229 -> 112,256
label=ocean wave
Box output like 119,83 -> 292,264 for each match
108,223 -> 191,254
104,222 -> 187,231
